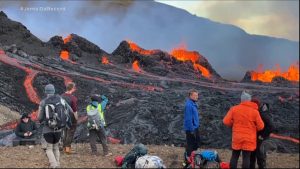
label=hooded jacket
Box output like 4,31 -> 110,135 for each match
15,118 -> 37,138
184,99 -> 200,132
223,101 -> 264,151
258,103 -> 274,139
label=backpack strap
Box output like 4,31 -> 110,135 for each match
45,104 -> 55,119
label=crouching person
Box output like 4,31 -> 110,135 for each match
84,94 -> 112,156
13,113 -> 38,146
38,84 -> 73,168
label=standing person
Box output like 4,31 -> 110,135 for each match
223,91 -> 264,169
84,94 -> 111,156
38,84 -> 73,168
184,89 -> 200,157
61,82 -> 78,154
250,99 -> 275,169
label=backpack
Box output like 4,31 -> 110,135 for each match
121,143 -> 148,169
135,155 -> 166,168
44,95 -> 70,130
185,150 -> 220,169
87,105 -> 104,130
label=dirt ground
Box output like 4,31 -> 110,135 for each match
0,105 -> 20,126
0,143 -> 299,168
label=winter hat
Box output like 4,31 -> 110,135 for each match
45,84 -> 55,94
241,91 -> 251,102
91,95 -> 100,102
21,113 -> 29,119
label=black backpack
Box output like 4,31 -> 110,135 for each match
121,143 -> 148,169
44,95 -> 70,130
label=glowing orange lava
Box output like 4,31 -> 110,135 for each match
102,56 -> 109,64
127,40 -> 157,55
251,62 -> 299,82
63,34 -> 72,44
170,44 -> 211,78
60,50 -> 69,60
132,60 -> 141,72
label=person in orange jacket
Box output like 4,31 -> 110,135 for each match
223,91 -> 264,169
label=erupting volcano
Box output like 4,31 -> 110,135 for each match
0,11 -> 299,154
170,44 -> 211,78
250,62 -> 299,83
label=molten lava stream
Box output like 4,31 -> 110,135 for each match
63,34 -> 72,44
102,56 -> 109,64
132,60 -> 141,73
170,44 -> 211,78
127,40 -> 157,55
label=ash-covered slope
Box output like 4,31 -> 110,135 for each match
0,11 -> 56,57
0,12 -> 299,153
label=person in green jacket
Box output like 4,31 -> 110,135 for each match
83,94 -> 112,156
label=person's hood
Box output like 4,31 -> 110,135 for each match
240,101 -> 258,110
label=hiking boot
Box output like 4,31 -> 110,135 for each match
104,152 -> 112,157
63,146 -> 75,154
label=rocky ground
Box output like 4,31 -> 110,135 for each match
0,144 -> 299,168
0,105 -> 19,126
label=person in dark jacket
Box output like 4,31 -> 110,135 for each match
38,84 -> 73,168
14,113 -> 38,145
61,82 -> 78,154
184,89 -> 200,157
250,99 -> 275,169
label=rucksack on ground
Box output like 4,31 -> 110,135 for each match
184,150 -> 221,169
121,143 -> 148,169
135,155 -> 166,168
87,106 -> 104,130
45,95 -> 70,130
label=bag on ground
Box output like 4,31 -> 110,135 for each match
121,143 -> 148,169
135,155 -> 166,168
185,150 -> 221,169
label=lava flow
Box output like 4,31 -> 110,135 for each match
251,62 -> 299,83
63,34 -> 72,44
127,40 -> 157,55
102,56 -> 109,64
0,50 -> 74,130
60,50 -> 69,61
170,44 -> 211,78
59,35 -> 76,64
132,60 -> 141,73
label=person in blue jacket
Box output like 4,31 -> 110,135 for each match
184,89 -> 200,157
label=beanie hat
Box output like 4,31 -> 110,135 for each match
21,113 -> 29,119
91,95 -> 100,102
241,91 -> 251,102
45,84 -> 55,94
